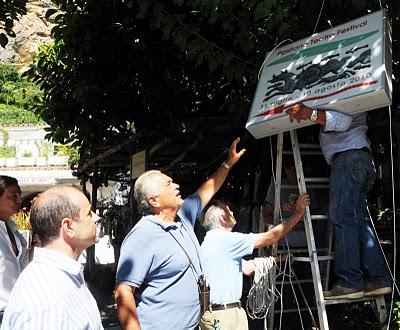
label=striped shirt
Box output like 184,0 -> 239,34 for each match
1,247 -> 103,330
320,111 -> 370,164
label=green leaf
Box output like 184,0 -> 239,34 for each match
45,8 -> 58,19
0,33 -> 8,48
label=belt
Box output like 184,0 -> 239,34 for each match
333,147 -> 370,159
210,302 -> 241,311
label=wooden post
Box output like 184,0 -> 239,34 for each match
86,162 -> 98,276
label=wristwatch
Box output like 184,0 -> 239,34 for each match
310,109 -> 318,122
221,161 -> 232,170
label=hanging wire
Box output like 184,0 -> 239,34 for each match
258,39 -> 293,81
366,104 -> 399,329
386,103 -> 397,328
312,0 -> 326,35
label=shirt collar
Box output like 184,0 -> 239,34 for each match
144,214 -> 183,230
33,247 -> 83,277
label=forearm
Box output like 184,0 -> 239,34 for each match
255,211 -> 303,248
115,286 -> 141,330
196,164 -> 231,208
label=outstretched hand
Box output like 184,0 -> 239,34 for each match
226,137 -> 246,166
294,192 -> 310,217
286,102 -> 312,123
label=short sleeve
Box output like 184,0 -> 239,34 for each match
116,235 -> 154,287
265,182 -> 275,204
226,232 -> 256,259
324,110 -> 352,132
177,194 -> 201,227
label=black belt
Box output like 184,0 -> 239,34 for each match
210,302 -> 241,311
333,147 -> 370,159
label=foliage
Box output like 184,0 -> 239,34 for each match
21,150 -> 32,157
393,301 -> 400,328
35,140 -> 53,157
0,145 -> 16,158
0,0 -> 28,47
0,64 -> 43,112
0,65 -> 19,82
12,210 -> 31,230
0,105 -> 44,125
27,0 -> 400,157
0,127 -> 16,157
56,144 -> 80,166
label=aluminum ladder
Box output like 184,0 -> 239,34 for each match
265,130 -> 388,330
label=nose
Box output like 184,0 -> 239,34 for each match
93,212 -> 101,224
15,195 -> 22,207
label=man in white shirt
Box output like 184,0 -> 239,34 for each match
200,194 -> 310,330
1,186 -> 103,330
0,176 -> 28,325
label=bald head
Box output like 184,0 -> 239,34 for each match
30,186 -> 84,245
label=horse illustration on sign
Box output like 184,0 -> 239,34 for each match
263,45 -> 371,103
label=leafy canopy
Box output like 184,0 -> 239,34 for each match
0,0 -> 28,47
0,64 -> 44,125
27,0 -> 400,153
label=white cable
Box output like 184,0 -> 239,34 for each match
367,207 -> 399,295
258,39 -> 293,81
365,105 -> 397,329
246,256 -> 281,319
312,0 -> 326,35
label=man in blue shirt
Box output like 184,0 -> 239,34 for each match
199,194 -> 310,330
287,103 -> 391,299
115,138 -> 246,329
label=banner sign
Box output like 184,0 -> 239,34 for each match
246,10 -> 392,139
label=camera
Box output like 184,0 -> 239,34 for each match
198,274 -> 210,314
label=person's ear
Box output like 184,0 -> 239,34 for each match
148,195 -> 160,208
219,214 -> 229,228
61,217 -> 75,239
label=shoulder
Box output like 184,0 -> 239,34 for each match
182,194 -> 201,209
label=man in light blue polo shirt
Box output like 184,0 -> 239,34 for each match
199,195 -> 309,330
288,103 -> 391,300
115,138 -> 246,329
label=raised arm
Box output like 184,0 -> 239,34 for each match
254,193 -> 310,248
115,284 -> 141,330
196,137 -> 246,208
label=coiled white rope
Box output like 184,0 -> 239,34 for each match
246,256 -> 285,319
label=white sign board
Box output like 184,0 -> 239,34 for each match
246,10 -> 392,139
131,150 -> 147,180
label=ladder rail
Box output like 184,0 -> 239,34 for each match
266,133 -> 284,330
290,130 -> 330,330
264,129 -> 388,329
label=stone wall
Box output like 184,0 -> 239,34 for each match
0,0 -> 54,65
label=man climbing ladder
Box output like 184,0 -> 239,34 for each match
287,102 -> 392,300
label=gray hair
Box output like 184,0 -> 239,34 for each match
201,200 -> 226,230
134,170 -> 162,214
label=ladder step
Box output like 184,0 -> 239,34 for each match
274,306 -> 317,314
311,215 -> 328,220
283,150 -> 323,155
277,247 -> 330,254
293,255 -> 334,262
298,143 -> 320,149
323,295 -> 385,305
276,279 -> 313,285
